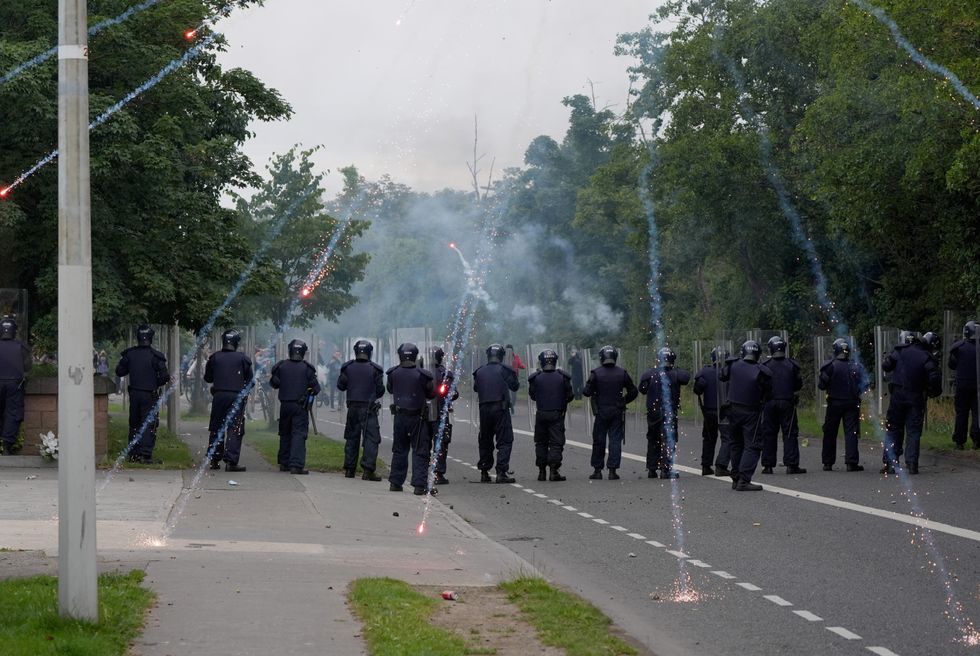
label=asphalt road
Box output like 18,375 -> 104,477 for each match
323,395 -> 980,656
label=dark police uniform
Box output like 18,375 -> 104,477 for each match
386,363 -> 435,489
948,338 -> 979,448
0,337 -> 32,454
639,366 -> 691,475
338,359 -> 385,475
883,342 -> 941,470
720,358 -> 771,485
204,349 -> 253,466
115,344 -> 169,460
818,358 -> 866,468
760,356 -> 804,470
693,363 -> 731,473
270,359 -> 321,471
528,368 -> 573,469
473,361 -> 520,477
427,363 -> 458,479
583,364 -> 638,473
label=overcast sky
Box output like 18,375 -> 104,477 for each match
219,0 -> 664,196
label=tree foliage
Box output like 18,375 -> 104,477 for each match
0,0 -> 292,348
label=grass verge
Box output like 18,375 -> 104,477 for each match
245,420 -> 387,473
105,416 -> 194,469
348,578 -> 471,656
0,570 -> 154,656
501,577 -> 637,656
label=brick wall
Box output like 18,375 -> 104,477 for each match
21,376 -> 113,459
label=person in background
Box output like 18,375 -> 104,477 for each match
693,347 -> 731,476
0,317 -> 31,455
569,348 -> 584,400
948,321 -> 978,450
504,344 -> 525,414
327,349 -> 343,410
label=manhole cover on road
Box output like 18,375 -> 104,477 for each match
502,536 -> 542,542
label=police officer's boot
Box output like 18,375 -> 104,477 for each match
786,465 -> 807,475
209,458 -> 221,470
225,463 -> 246,472
659,469 -> 679,479
714,466 -> 730,477
846,463 -> 865,472
589,468 -> 603,480
345,469 -> 356,479
480,470 -> 492,483
761,466 -> 774,475
608,468 -> 620,480
434,472 -> 449,485
549,465 -> 565,482
735,479 -> 763,491
289,467 -> 309,475
701,466 -> 714,476
496,472 -> 516,484
907,463 -> 919,475
279,464 -> 289,472
538,466 -> 547,482
362,469 -> 382,482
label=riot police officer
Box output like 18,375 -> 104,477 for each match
949,321 -> 979,450
203,329 -> 253,472
719,340 -> 771,491
882,331 -> 941,474
338,340 -> 385,481
583,345 -> 638,480
270,339 -> 321,474
528,349 -> 573,482
386,343 -> 436,495
638,346 -> 691,479
0,318 -> 31,455
473,343 -> 520,483
427,347 -> 458,485
760,336 -> 806,475
818,338 -> 867,472
693,347 -> 731,476
115,325 -> 170,464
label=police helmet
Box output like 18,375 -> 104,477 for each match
288,339 -> 308,362
832,338 -> 851,360
486,343 -> 505,364
398,342 -> 419,364
353,339 -> 373,361
921,332 -> 941,354
599,345 -> 618,365
767,335 -> 787,358
658,346 -> 676,368
900,331 -> 918,346
0,317 -> 16,340
709,346 -> 728,364
136,324 -> 154,347
740,340 -> 761,363
538,349 -> 558,372
964,321 -> 978,340
222,328 -> 242,351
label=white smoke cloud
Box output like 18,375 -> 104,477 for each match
562,288 -> 623,335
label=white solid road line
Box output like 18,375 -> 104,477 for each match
493,425 -> 980,545
827,627 -> 862,640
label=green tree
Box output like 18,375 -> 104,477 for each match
0,0 -> 291,349
234,149 -> 369,333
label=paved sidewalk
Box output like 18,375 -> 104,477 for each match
0,421 -> 534,656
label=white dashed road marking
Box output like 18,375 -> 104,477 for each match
687,560 -> 712,568
627,533 -> 647,540
827,627 -> 862,640
763,595 -> 793,607
867,648 -> 901,656
736,582 -> 762,592
665,550 -> 689,559
562,506 -> 577,511
611,525 -> 628,532
548,499 -> 563,505
646,540 -> 666,548
578,512 -> 593,518
534,493 -> 548,498
711,571 -> 736,579
593,518 -> 609,525
793,610 -> 823,622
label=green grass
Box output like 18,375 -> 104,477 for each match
0,570 -> 154,656
244,420 -> 387,473
105,415 -> 194,469
348,578 -> 471,656
501,577 -> 637,656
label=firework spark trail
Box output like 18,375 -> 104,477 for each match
2,34 -> 216,197
418,203 -> 509,534
98,180 -> 323,493
159,201 -> 361,540
847,0 -> 979,110
0,0 -> 165,86
638,159 -> 693,601
717,44 -> 978,639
